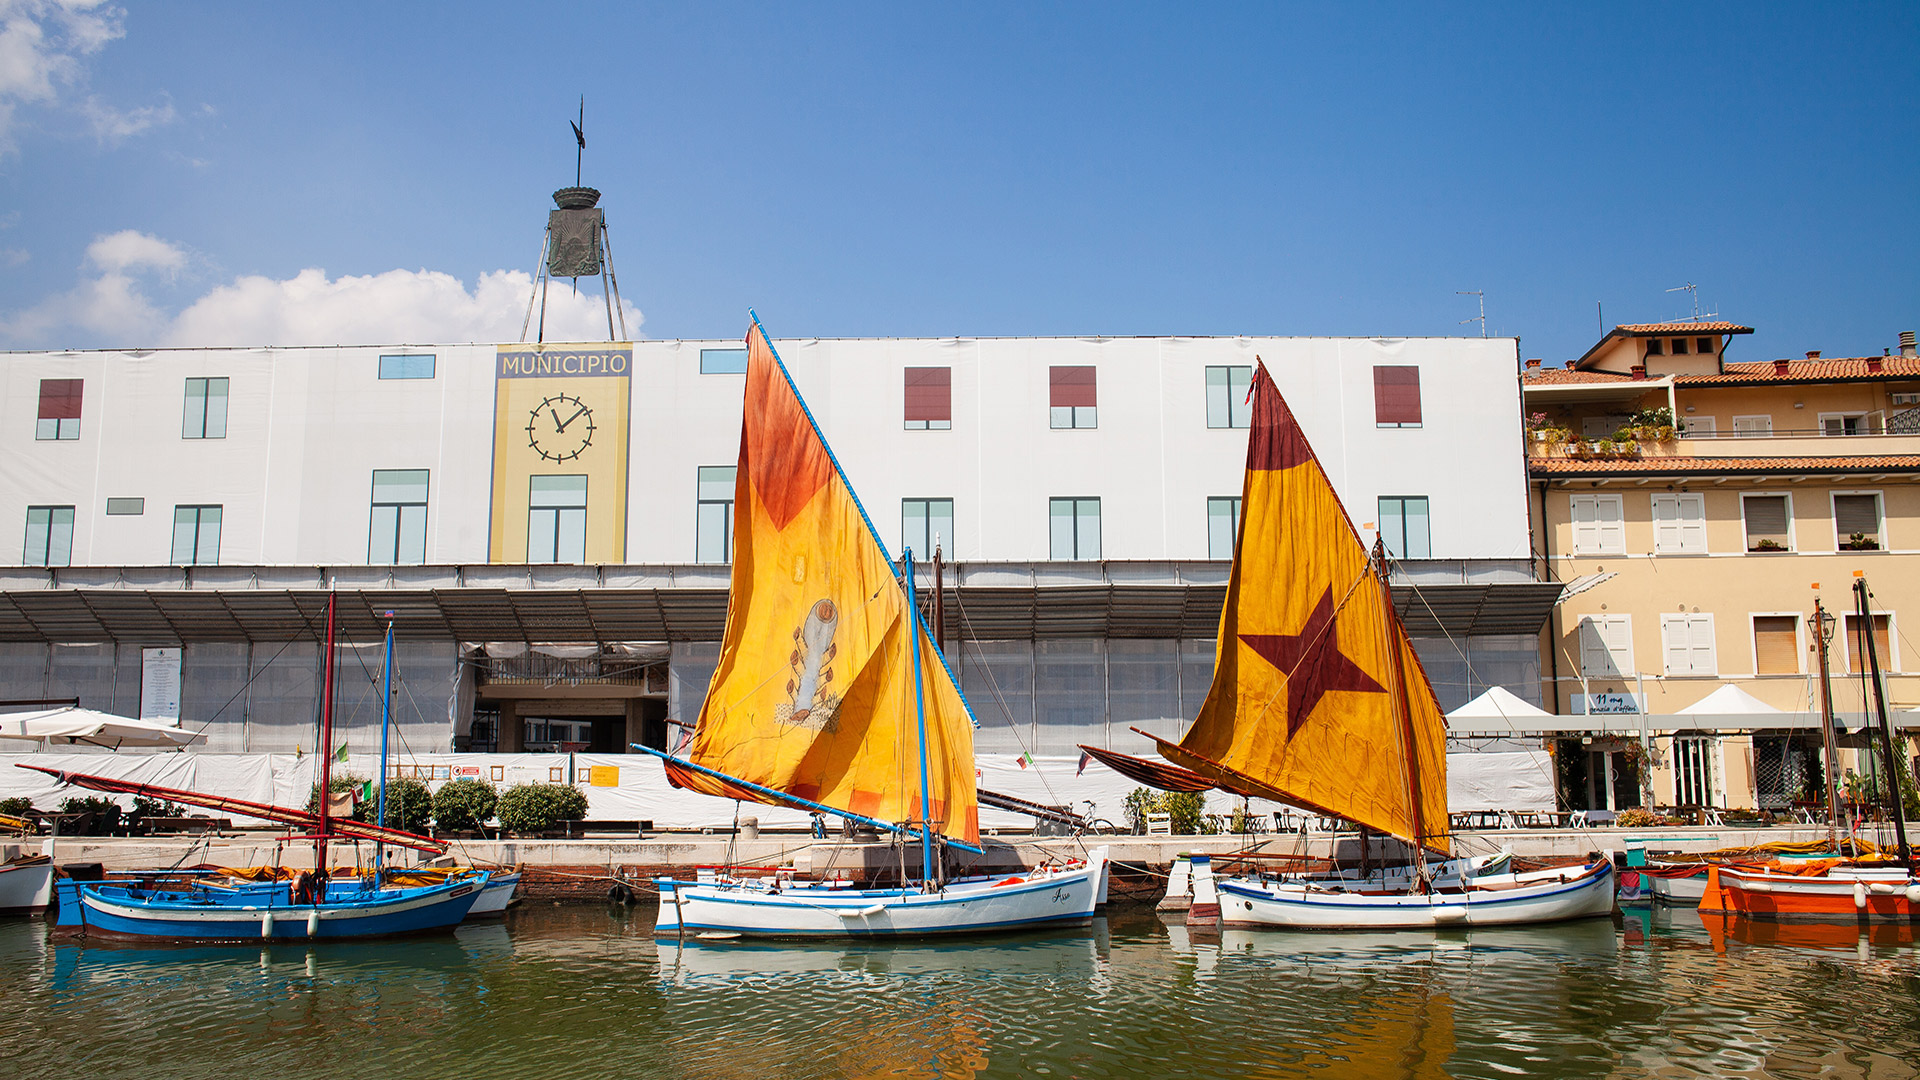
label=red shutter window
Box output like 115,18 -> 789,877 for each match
904,367 -> 951,429
1373,366 -> 1422,427
36,378 -> 82,440
1049,366 -> 1097,429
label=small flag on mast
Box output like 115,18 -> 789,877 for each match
1076,750 -> 1091,776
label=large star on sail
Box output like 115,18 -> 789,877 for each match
1240,588 -> 1386,736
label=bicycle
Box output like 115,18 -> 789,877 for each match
1071,799 -> 1119,837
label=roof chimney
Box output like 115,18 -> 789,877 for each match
1868,355 -> 1884,373
1773,357 -> 1792,375
1901,330 -> 1916,358
1805,350 -> 1821,360
1525,358 -> 1542,370
1630,364 -> 1647,380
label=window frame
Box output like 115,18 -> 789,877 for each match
1660,613 -> 1718,677
1048,496 -> 1102,560
699,348 -> 748,375
377,354 -> 436,380
901,497 -> 955,559
1819,411 -> 1872,437
1731,414 -> 1773,436
182,376 -> 230,440
1740,492 -> 1794,553
1670,337 -> 1690,355
1048,366 -> 1097,429
1650,492 -> 1707,555
527,475 -> 588,564
1842,611 -> 1899,674
903,367 -> 952,430
35,378 -> 82,441
694,465 -> 737,564
368,468 -> 430,565
1372,365 -> 1422,428
1569,493 -> 1624,555
104,497 -> 144,516
1831,490 -> 1884,550
1204,365 -> 1252,429
169,505 -> 223,566
1577,614 -> 1634,678
1749,612 -> 1803,677
1681,415 -> 1715,437
1695,337 -> 1715,355
1377,495 -> 1432,559
22,505 -> 74,567
1206,496 -> 1241,560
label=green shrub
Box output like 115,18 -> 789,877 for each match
131,795 -> 185,818
495,783 -> 589,834
306,774 -> 372,819
58,796 -> 122,835
1121,787 -> 1211,835
0,796 -> 33,817
433,779 -> 498,832
372,778 -> 434,832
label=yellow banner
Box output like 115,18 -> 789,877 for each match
488,345 -> 631,563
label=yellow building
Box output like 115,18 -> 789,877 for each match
1525,323 -> 1920,815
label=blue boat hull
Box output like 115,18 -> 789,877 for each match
55,875 -> 485,941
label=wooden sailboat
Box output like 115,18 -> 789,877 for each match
635,317 -> 1107,938
1702,578 -> 1918,922
1140,361 -> 1612,930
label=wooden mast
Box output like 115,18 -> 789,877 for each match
1853,578 -> 1913,865
315,591 -> 337,875
1375,536 -> 1429,874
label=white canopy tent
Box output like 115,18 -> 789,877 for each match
0,708 -> 205,750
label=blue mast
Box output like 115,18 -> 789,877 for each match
375,614 -> 394,878
903,549 -> 935,887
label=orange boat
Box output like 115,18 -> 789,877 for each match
1700,862 -> 1919,922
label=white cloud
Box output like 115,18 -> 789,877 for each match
0,231 -> 644,348
0,1 -> 178,153
81,93 -> 175,140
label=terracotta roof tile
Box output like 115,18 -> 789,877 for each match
1612,322 -> 1754,335
1530,455 -> 1920,476
1674,357 -> 1920,385
1522,368 -> 1637,385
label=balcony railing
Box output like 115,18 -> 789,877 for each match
476,654 -> 667,691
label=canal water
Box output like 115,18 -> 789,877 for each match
1,905 -> 1915,1079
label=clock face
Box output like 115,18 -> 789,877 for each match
526,393 -> 596,462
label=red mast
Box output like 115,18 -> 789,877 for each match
315,592 -> 337,873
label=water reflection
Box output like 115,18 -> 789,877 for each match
0,904 -> 1913,1080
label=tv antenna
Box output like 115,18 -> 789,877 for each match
1457,290 -> 1486,337
1665,282 -> 1717,323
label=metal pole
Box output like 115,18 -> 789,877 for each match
315,592 -> 337,876
375,615 -> 393,878
1813,599 -> 1842,849
1853,578 -> 1913,864
904,550 -> 936,887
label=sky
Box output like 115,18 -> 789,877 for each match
0,2 -> 1915,366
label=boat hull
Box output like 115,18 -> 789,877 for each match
656,848 -> 1109,939
0,856 -> 53,915
1648,869 -> 1708,906
1216,860 -> 1616,930
55,875 -> 486,941
1702,865 -> 1919,923
466,871 -> 521,916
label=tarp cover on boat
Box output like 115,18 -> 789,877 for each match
1151,362 -> 1451,855
670,323 -> 980,846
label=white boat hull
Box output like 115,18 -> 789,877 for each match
1648,870 -> 1707,906
657,848 -> 1109,939
1215,860 -> 1616,930
0,856 -> 53,914
467,871 -> 521,916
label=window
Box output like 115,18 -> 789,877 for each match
36,378 -> 81,440
1645,339 -> 1664,356
23,506 -> 73,567
1820,413 -> 1873,436
1049,367 -> 1096,428
527,476 -> 587,564
1681,416 -> 1715,437
1205,366 -> 1252,429
1671,337 -> 1690,355
904,367 -> 951,430
378,354 -> 436,380
1834,493 -> 1882,550
1049,497 -> 1101,559
1742,493 -> 1791,552
1206,497 -> 1241,560
901,498 -> 954,558
1569,494 -> 1623,555
104,497 -> 143,516
369,469 -> 429,564
1661,614 -> 1717,676
182,377 -> 229,439
1377,496 -> 1431,559
1651,493 -> 1706,554
1752,615 -> 1800,675
1578,615 -> 1633,677
1372,366 -> 1421,427
1844,613 -> 1895,674
1673,736 -> 1716,807
1732,415 -> 1772,436
700,348 -> 748,375
170,505 -> 222,566
695,466 -> 736,564
1696,337 -> 1715,354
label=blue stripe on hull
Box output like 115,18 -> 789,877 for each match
58,880 -> 481,941
672,912 -> 1097,938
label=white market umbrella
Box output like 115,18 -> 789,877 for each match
0,707 -> 205,749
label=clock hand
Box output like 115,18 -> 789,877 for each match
557,404 -> 589,431
549,407 -> 565,431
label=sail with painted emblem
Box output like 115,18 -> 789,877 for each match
1147,361 -> 1450,854
669,322 -> 980,847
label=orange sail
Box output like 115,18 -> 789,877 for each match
672,322 -> 980,847
1150,362 -> 1450,854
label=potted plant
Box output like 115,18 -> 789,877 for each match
1751,538 -> 1787,552
1843,532 -> 1881,551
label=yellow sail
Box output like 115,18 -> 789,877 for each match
1153,362 -> 1450,854
671,323 -> 980,847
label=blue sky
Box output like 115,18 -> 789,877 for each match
1,2 -> 1915,365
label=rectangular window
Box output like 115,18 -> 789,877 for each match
1732,415 -> 1773,436
1845,613 -> 1895,674
104,497 -> 143,516
1578,615 -> 1633,678
369,469 -> 429,564
1569,493 -> 1624,555
1821,413 -> 1871,436
1752,615 -> 1800,675
22,506 -> 74,567
695,466 -> 736,564
1670,337 -> 1690,355
1645,339 -> 1665,356
1696,337 -> 1715,354
1372,366 -> 1422,427
527,476 -> 587,564
1377,496 -> 1431,559
1651,493 -> 1706,554
378,354 -> 436,380
1834,493 -> 1882,549
1661,614 -> 1717,676
1742,493 -> 1791,552
700,348 -> 748,375
901,498 -> 955,559
1049,497 -> 1101,559
1206,496 -> 1241,560
1049,367 -> 1097,429
36,378 -> 82,440
1673,736 -> 1716,807
903,367 -> 952,429
1681,416 -> 1715,437
170,505 -> 222,566
1205,366 -> 1252,429
182,377 -> 229,439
